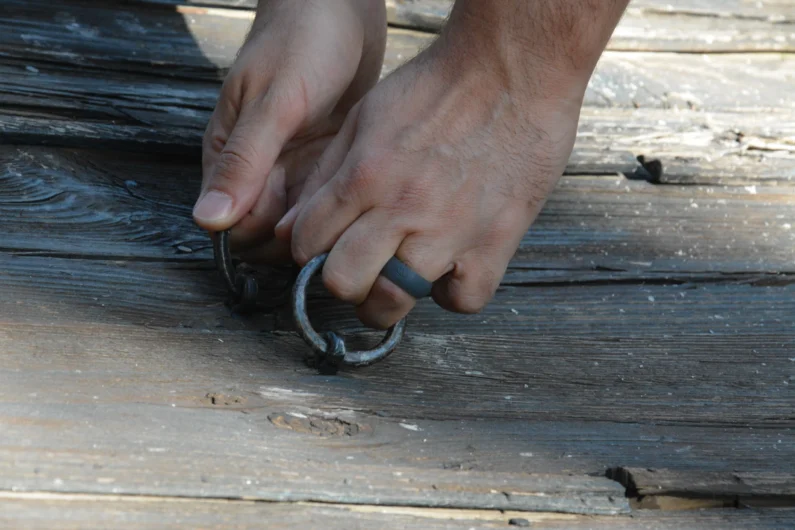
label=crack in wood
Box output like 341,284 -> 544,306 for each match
607,467 -> 795,509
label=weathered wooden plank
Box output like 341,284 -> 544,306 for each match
129,0 -> 257,8
0,494 -> 580,530
0,416 -> 627,514
625,0 -> 795,22
4,2 -> 795,111
3,249 -> 795,341
3,315 -> 791,477
574,108 -> 795,185
2,494 -> 793,530
3,4 -> 795,184
0,147 -> 203,260
0,115 -> 202,155
514,173 -> 795,274
1,1 -> 237,80
126,0 -> 795,52
385,0 -> 451,31
125,0 -> 795,24
611,467 -> 795,501
0,364 -> 630,516
0,0 -> 427,80
387,0 -> 795,52
0,319 -> 791,504
579,509 -> 795,529
586,51 -> 795,112
607,8 -> 795,52
4,2 -> 795,184
3,2 -> 793,516
3,317 -> 794,426
0,62 -> 219,130
2,147 -> 793,272
4,105 -> 794,186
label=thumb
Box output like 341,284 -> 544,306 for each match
194,88 -> 304,231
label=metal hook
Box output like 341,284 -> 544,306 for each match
292,254 -> 406,372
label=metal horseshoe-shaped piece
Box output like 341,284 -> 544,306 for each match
292,254 -> 406,371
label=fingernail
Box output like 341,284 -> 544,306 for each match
193,190 -> 233,223
275,204 -> 298,232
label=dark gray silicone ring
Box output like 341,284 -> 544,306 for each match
381,257 -> 433,299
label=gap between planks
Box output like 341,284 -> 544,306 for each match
3,491 -> 795,530
0,491 -> 582,523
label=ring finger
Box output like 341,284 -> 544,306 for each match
356,234 -> 453,329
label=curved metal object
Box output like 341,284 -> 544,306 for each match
213,229 -> 238,295
212,230 -> 260,313
293,254 -> 406,369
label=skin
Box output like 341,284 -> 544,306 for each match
195,0 -> 630,329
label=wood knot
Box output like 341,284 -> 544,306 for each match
267,413 -> 372,438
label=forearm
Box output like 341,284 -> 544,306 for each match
440,0 -> 630,102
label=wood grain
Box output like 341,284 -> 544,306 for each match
2,493 -> 793,530
611,467 -> 795,500
3,2 -> 795,112
2,147 -> 794,273
574,108 -> 795,185
0,494 -> 580,530
0,349 -> 631,516
2,0 -> 795,516
0,319 -> 791,506
4,107 -> 794,186
3,248 -> 795,340
386,0 -> 795,52
3,314 -> 791,478
127,0 -> 795,52
0,147 -> 204,260
3,316 -> 794,426
385,0 -> 795,44
3,3 -> 795,185
630,0 -> 795,21
126,0 -> 795,23
0,1 -> 427,80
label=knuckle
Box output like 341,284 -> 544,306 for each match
390,180 -> 432,215
444,267 -> 497,315
347,159 -> 379,194
204,129 -> 227,155
322,266 -> 362,304
215,141 -> 258,185
290,235 -> 311,266
331,171 -> 371,207
449,292 -> 488,315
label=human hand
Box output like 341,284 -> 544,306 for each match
194,0 -> 386,262
275,31 -> 590,329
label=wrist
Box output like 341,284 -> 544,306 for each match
253,0 -> 380,28
438,0 -> 626,107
